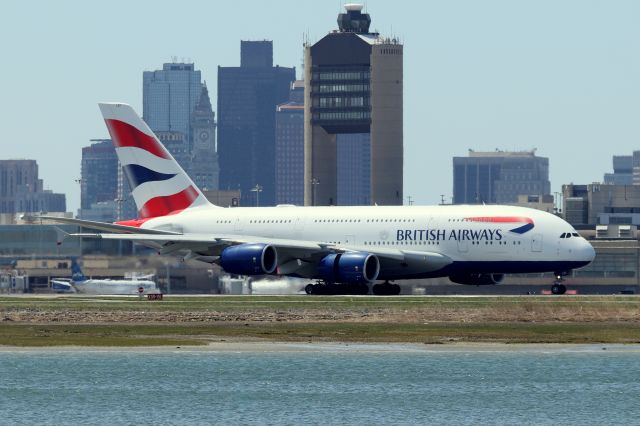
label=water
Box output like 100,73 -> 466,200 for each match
1,345 -> 639,425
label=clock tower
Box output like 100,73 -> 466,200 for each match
190,84 -> 219,191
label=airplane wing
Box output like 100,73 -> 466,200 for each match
67,230 -> 453,277
31,215 -> 180,235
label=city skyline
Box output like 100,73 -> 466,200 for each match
1,0 -> 639,213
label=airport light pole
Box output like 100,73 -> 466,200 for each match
251,184 -> 263,207
311,178 -> 320,206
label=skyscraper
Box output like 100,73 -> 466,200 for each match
275,81 -> 304,205
304,4 -> 403,206
190,84 -> 219,191
143,62 -> 203,145
453,150 -> 551,204
218,41 -> 296,206
80,139 -> 118,210
142,61 -> 219,195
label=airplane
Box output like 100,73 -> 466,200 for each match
46,102 -> 595,295
50,258 -> 158,295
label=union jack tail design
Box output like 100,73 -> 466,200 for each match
98,103 -> 212,220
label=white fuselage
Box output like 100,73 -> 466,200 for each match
138,204 -> 595,280
51,278 -> 158,295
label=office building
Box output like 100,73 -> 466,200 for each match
80,140 -> 118,210
190,85 -> 219,191
604,155 -> 633,185
563,183 -> 640,226
275,81 -> 304,205
218,41 -> 295,206
0,160 -> 66,214
143,62 -> 203,145
453,150 -> 551,204
304,4 -> 403,206
143,62 -> 219,188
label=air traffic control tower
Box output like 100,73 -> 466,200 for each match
304,4 -> 403,206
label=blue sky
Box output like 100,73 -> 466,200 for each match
1,0 -> 639,212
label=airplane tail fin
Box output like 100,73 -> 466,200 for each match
98,103 -> 213,220
70,258 -> 87,282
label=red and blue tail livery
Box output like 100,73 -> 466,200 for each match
99,103 -> 211,220
465,216 -> 535,234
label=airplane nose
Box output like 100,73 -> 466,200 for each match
582,241 -> 596,262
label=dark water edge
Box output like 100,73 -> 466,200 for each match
1,345 -> 639,426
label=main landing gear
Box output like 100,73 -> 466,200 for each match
304,281 -> 368,295
550,272 -> 568,295
372,281 -> 401,296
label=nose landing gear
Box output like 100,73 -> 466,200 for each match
551,272 -> 568,295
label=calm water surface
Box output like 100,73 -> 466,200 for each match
1,345 -> 639,425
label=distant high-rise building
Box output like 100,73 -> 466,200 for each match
337,133 -> 371,206
218,40 -> 295,206
453,150 -> 550,204
304,4 -> 403,206
0,159 -> 65,213
143,62 -> 203,146
275,81 -> 304,205
604,155 -> 633,185
80,140 -> 118,210
142,61 -> 219,201
190,84 -> 219,191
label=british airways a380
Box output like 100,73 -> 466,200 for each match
48,103 -> 595,295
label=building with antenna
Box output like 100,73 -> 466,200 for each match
304,4 -> 403,206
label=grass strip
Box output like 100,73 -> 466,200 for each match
1,322 -> 640,347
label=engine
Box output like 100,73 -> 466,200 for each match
318,252 -> 380,284
220,243 -> 278,275
448,273 -> 505,285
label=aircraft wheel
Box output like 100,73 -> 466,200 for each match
551,283 -> 567,295
391,284 -> 401,295
305,284 -> 314,295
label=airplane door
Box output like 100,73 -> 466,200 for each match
531,233 -> 543,252
233,217 -> 243,233
457,239 -> 468,253
293,217 -> 304,238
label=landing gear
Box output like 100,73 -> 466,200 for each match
305,282 -> 368,295
372,281 -> 401,296
550,272 -> 568,295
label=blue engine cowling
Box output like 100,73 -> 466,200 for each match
449,273 -> 504,285
220,243 -> 278,275
318,252 -> 380,284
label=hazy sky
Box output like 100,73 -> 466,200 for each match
2,0 -> 639,212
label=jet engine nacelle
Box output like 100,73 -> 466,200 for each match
449,273 -> 505,285
220,243 -> 278,275
318,252 -> 380,284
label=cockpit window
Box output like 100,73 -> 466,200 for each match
560,233 -> 567,238
572,233 -> 580,237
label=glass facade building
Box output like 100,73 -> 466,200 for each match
453,150 -> 550,204
275,82 -> 304,205
218,41 -> 295,206
143,63 -> 203,145
80,140 -> 117,210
